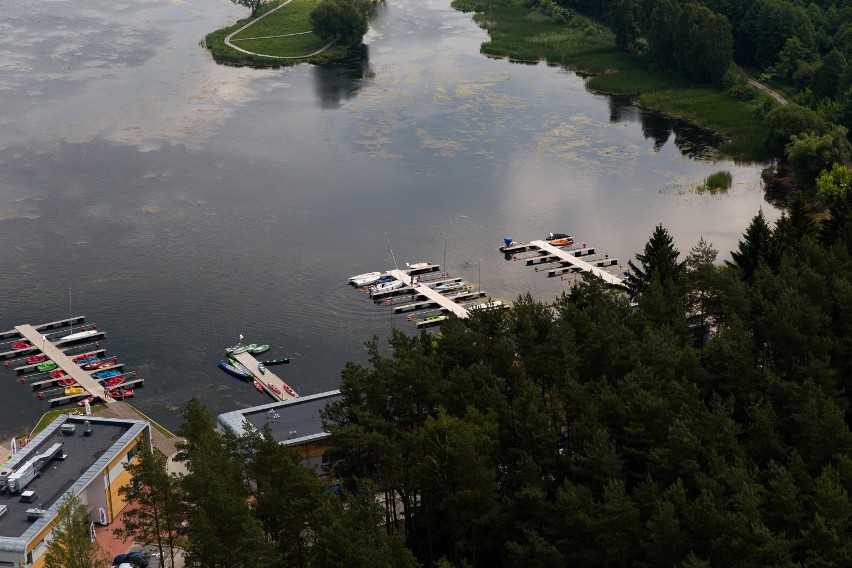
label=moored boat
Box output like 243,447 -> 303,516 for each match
248,344 -> 269,355
58,329 -> 99,343
76,357 -> 98,366
546,232 -> 573,246
262,358 -> 290,366
37,362 -> 57,371
82,361 -> 102,370
26,355 -> 47,363
469,300 -> 506,311
253,380 -> 263,392
11,341 -> 31,350
64,386 -> 84,395
434,280 -> 467,292
406,262 -> 431,271
72,352 -> 99,362
57,378 -> 77,387
228,358 -> 253,376
77,396 -> 96,407
50,370 -> 66,378
370,279 -> 403,296
103,377 -> 125,387
267,382 -> 281,394
96,369 -> 121,380
282,383 -> 296,396
258,362 -> 266,374
349,271 -> 382,286
499,236 -> 523,252
108,388 -> 134,400
229,345 -> 249,354
217,359 -> 251,380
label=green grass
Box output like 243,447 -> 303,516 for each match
32,406 -> 106,435
697,170 -> 733,193
205,0 -> 348,67
638,89 -> 771,161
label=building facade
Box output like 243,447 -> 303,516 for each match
0,415 -> 151,568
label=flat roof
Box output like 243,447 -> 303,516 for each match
0,415 -> 147,551
217,390 -> 342,446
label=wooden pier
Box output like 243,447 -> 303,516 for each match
526,240 -> 625,286
14,324 -> 116,405
388,269 -> 471,318
231,351 -> 299,402
0,316 -> 85,340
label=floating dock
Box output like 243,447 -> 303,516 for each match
528,240 -> 624,286
231,351 -> 299,402
14,324 -> 116,405
387,269 -> 471,318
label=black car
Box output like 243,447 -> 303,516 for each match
113,551 -> 150,567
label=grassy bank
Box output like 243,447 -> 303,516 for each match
452,0 -> 771,161
205,0 -> 348,67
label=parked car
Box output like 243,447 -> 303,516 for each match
112,551 -> 149,567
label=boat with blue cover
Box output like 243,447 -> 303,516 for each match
95,369 -> 121,380
217,359 -> 250,380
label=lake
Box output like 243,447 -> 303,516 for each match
0,0 -> 778,437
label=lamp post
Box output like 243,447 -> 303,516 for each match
478,258 -> 481,293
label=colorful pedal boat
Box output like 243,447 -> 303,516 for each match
37,362 -> 57,371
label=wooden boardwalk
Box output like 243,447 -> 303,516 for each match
528,240 -> 624,286
94,402 -> 183,458
231,351 -> 299,402
15,324 -> 115,404
388,269 -> 470,318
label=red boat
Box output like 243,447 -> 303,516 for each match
12,341 -> 31,349
99,361 -> 117,368
267,382 -> 282,395
108,388 -> 134,400
26,355 -> 47,363
50,370 -> 67,378
283,384 -> 296,396
57,379 -> 77,387
103,377 -> 125,387
76,396 -> 96,407
253,380 -> 263,393
72,352 -> 98,362
82,361 -> 102,370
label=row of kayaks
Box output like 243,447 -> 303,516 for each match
225,343 -> 269,355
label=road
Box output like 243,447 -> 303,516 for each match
747,78 -> 787,106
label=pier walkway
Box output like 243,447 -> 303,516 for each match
528,240 -> 624,286
388,269 -> 470,319
14,324 -> 114,404
232,352 -> 298,402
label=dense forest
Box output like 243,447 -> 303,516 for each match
125,168 -> 852,567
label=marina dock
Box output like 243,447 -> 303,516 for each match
388,269 -> 471,318
231,351 -> 299,402
14,325 -> 116,404
528,240 -> 624,286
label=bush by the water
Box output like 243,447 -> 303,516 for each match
700,170 -> 733,192
309,0 -> 369,46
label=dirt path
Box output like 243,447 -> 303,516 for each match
747,78 -> 787,106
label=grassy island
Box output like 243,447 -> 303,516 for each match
451,0 -> 772,161
205,0 -> 349,67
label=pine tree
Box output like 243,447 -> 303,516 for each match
113,449 -> 183,568
728,210 -> 773,280
43,495 -> 111,568
627,224 -> 684,298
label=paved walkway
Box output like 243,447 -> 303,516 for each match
223,0 -> 337,60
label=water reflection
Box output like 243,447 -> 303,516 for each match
605,94 -> 724,159
312,46 -> 373,109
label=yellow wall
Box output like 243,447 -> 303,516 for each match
107,468 -> 133,522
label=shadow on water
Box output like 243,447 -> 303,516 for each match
606,95 -> 725,160
312,45 -> 373,109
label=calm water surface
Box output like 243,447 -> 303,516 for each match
0,0 -> 778,437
